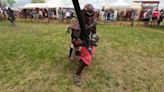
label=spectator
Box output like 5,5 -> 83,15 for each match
157,9 -> 164,26
143,9 -> 151,25
7,8 -> 16,26
152,8 -> 159,20
38,9 -> 43,22
65,8 -> 71,23
0,8 -> 3,21
113,10 -> 118,21
48,9 -> 52,23
58,7 -> 63,23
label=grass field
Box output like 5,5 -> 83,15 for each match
0,21 -> 164,92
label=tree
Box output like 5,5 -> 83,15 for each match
31,0 -> 45,3
7,0 -> 16,7
0,0 -> 1,6
0,0 -> 7,7
0,0 -> 2,7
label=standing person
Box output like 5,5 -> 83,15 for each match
48,9 -> 52,23
110,9 -> 114,21
101,7 -> 105,21
38,9 -> 43,22
65,8 -> 71,23
152,8 -> 159,20
157,9 -> 164,26
96,10 -> 100,21
113,9 -> 118,21
152,8 -> 159,25
58,7 -> 63,23
69,4 -> 99,86
2,8 -> 7,20
61,9 -> 65,23
131,9 -> 136,26
7,8 -> 16,26
143,9 -> 150,26
0,8 -> 3,21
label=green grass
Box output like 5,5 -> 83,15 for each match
0,21 -> 164,92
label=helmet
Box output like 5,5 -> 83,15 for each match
83,4 -> 95,25
84,4 -> 94,12
83,4 -> 94,18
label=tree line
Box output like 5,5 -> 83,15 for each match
0,0 -> 16,7
0,0 -> 45,8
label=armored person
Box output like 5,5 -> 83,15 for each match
68,4 -> 99,86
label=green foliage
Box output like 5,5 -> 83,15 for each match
0,0 -> 7,7
0,0 -> 15,7
0,0 -> 1,7
7,0 -> 16,7
31,0 -> 45,3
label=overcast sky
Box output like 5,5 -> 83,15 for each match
14,0 -> 164,8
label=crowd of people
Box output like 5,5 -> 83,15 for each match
141,8 -> 164,26
17,8 -> 139,23
0,7 -> 75,23
18,7 -> 75,23
99,8 -> 137,21
0,6 -> 164,26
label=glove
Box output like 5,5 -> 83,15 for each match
88,47 -> 92,55
73,39 -> 82,47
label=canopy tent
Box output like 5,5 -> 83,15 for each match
23,3 -> 48,9
22,0 -> 66,9
133,0 -> 160,9
46,0 -> 65,8
48,0 -> 105,9
133,0 -> 160,3
105,0 -> 131,9
78,0 -> 104,9
131,2 -> 142,9
22,0 -> 107,9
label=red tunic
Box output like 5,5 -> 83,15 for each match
80,46 -> 95,65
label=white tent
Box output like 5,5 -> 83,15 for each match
46,0 -> 105,9
133,0 -> 160,2
46,0 -> 65,8
105,0 -> 131,8
46,0 -> 100,9
78,0 -> 104,9
23,1 -> 65,9
22,0 -> 106,9
131,2 -> 141,9
23,3 -> 48,9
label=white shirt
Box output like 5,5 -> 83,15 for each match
66,11 -> 71,17
39,10 -> 43,16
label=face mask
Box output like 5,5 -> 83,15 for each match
84,11 -> 94,17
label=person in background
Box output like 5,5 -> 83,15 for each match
131,9 -> 136,26
7,8 -> 16,26
152,8 -> 159,20
48,9 -> 52,23
151,8 -> 159,25
31,9 -> 37,22
113,9 -> 118,21
143,9 -> 150,25
0,8 -> 3,21
58,7 -> 64,23
100,7 -> 105,21
157,9 -> 164,26
65,8 -> 71,23
38,9 -> 43,22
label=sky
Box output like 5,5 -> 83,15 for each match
13,0 -> 164,9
